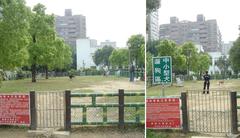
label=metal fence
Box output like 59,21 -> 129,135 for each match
30,90 -> 144,131
185,90 -> 232,133
69,89 -> 145,127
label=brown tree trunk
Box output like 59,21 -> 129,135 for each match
31,64 -> 36,83
45,66 -> 48,79
31,35 -> 37,83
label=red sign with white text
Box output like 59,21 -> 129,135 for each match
0,94 -> 30,125
147,98 -> 181,129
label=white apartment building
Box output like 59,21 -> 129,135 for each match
76,39 -> 101,70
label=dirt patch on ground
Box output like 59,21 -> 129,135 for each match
73,80 -> 144,92
0,127 -> 144,138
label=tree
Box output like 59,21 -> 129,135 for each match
195,53 -> 211,78
215,55 -> 230,78
93,46 -> 114,67
28,3 -> 56,82
127,34 -> 145,68
0,0 -> 30,70
146,0 -> 161,14
146,52 -> 153,77
229,37 -> 240,74
139,44 -> 145,68
181,42 -> 198,78
41,38 -> 72,79
109,49 -> 129,69
146,40 -> 159,56
156,39 -> 186,74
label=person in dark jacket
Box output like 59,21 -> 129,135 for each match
203,71 -> 210,94
129,64 -> 135,82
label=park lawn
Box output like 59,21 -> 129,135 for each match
0,76 -> 130,93
147,79 -> 240,97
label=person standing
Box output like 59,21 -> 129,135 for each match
203,71 -> 210,94
129,64 -> 135,82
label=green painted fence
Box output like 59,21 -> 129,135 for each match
69,89 -> 145,127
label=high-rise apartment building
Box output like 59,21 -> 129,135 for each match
55,9 -> 86,51
159,14 -> 222,52
147,11 -> 159,40
222,41 -> 233,55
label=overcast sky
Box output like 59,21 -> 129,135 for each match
159,0 -> 240,43
25,0 -> 145,48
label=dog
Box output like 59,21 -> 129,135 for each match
218,80 -> 224,86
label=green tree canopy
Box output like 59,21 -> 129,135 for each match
229,37 -> 240,74
146,0 -> 161,14
28,3 -> 72,81
181,42 -> 198,77
109,49 -> 129,69
195,52 -> 211,77
0,0 -> 30,70
215,55 -> 230,75
93,46 -> 114,67
127,34 -> 145,68
146,52 -> 153,76
156,39 -> 186,73
28,3 -> 55,82
146,40 -> 159,56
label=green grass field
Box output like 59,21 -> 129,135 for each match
147,79 -> 240,97
0,76 -> 144,93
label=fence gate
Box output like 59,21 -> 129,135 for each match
186,90 -> 231,133
32,91 -> 65,130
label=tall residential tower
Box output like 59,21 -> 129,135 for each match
159,14 -> 222,52
55,9 -> 86,51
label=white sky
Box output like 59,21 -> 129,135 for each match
159,0 -> 240,43
25,0 -> 145,48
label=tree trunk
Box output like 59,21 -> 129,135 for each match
31,64 -> 36,83
45,66 -> 49,79
31,35 -> 37,83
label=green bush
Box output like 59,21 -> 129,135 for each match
82,68 -> 103,76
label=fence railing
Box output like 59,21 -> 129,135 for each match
68,89 -> 145,129
28,89 -> 144,131
70,90 -> 145,126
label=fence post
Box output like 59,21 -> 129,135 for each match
230,91 -> 238,134
119,89 -> 124,129
30,91 -> 37,130
65,90 -> 71,131
181,92 -> 189,133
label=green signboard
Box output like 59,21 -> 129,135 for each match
152,56 -> 172,84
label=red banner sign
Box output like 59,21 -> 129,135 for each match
147,98 -> 181,129
0,94 -> 30,125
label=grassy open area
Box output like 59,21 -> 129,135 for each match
0,76 -> 144,93
147,79 -> 240,97
0,76 -> 145,130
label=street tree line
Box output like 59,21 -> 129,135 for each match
147,37 -> 240,79
0,0 -> 72,83
147,39 -> 211,79
93,34 -> 145,70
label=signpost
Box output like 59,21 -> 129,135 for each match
146,98 -> 181,129
0,94 -> 30,125
152,56 -> 172,96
